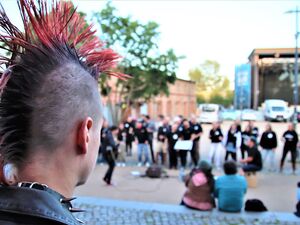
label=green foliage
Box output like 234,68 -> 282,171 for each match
189,60 -> 233,107
93,3 -> 181,103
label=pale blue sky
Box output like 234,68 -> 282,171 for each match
2,0 -> 300,83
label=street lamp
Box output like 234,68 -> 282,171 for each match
286,7 -> 300,129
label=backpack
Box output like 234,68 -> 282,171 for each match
145,165 -> 164,178
245,199 -> 268,212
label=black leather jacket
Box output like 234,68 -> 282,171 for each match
0,183 -> 82,225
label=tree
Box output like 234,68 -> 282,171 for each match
93,3 -> 182,123
189,60 -> 233,107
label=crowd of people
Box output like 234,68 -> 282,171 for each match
99,113 -> 299,184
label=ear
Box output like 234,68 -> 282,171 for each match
77,117 -> 93,155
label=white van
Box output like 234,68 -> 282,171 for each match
198,104 -> 222,123
263,99 -> 290,122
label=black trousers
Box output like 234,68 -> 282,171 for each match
148,133 -> 155,163
168,145 -> 178,169
280,147 -> 297,170
240,147 -> 247,159
103,151 -> 115,184
125,141 -> 132,155
190,140 -> 200,166
178,150 -> 187,168
225,151 -> 237,161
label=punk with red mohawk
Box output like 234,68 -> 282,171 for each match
0,1 -> 123,224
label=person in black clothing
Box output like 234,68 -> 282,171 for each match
167,124 -> 180,169
280,123 -> 298,173
235,120 -> 242,132
209,122 -> 224,169
116,123 -> 126,166
241,125 -> 251,159
224,123 -> 241,161
124,116 -> 135,156
156,117 -> 170,165
259,123 -> 277,171
248,121 -> 259,141
143,115 -> 156,163
190,115 -> 203,166
134,121 -> 150,166
102,126 -> 119,185
178,119 -> 192,168
241,138 -> 262,172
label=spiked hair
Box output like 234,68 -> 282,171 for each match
0,0 -> 124,172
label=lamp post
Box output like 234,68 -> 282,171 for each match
286,7 -> 300,129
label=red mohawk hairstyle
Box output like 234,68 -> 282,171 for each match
0,0 -> 125,79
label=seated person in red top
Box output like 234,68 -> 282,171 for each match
181,161 -> 215,211
241,137 -> 263,173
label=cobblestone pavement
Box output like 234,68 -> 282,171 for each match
73,199 -> 299,225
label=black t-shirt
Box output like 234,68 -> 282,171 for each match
283,130 -> 298,150
250,127 -> 259,139
241,131 -> 251,149
190,122 -> 203,142
157,125 -> 169,142
180,126 -> 192,140
134,127 -> 148,143
259,131 -> 277,149
209,128 -> 223,143
227,130 -> 237,147
247,147 -> 262,169
167,131 -> 180,148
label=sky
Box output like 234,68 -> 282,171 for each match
2,0 -> 300,84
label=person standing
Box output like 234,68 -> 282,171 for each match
167,124 -> 179,169
190,115 -> 203,166
241,126 -> 251,159
143,115 -> 156,163
215,161 -> 247,212
241,138 -> 263,172
102,126 -> 119,185
209,122 -> 224,169
224,123 -> 241,161
124,116 -> 134,156
178,119 -> 192,169
280,123 -> 298,174
116,123 -> 126,166
134,121 -> 150,166
248,121 -> 259,141
156,118 -> 170,165
259,123 -> 277,172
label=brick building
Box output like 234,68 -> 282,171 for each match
102,77 -> 197,120
146,78 -> 197,119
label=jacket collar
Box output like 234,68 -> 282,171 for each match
0,184 -> 82,225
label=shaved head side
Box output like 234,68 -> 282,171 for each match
0,44 -> 102,169
30,63 -> 102,151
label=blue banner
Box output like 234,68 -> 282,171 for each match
234,64 -> 251,109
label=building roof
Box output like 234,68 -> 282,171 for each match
176,78 -> 196,84
248,48 -> 296,61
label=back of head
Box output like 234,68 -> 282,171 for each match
197,160 -> 212,176
224,161 -> 238,175
0,1 -> 125,185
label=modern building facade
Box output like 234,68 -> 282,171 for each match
235,48 -> 300,109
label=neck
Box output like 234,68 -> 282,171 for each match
17,151 -> 76,197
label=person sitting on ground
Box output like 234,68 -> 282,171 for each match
240,137 -> 263,173
181,161 -> 215,211
215,161 -> 247,212
0,1 -> 125,224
